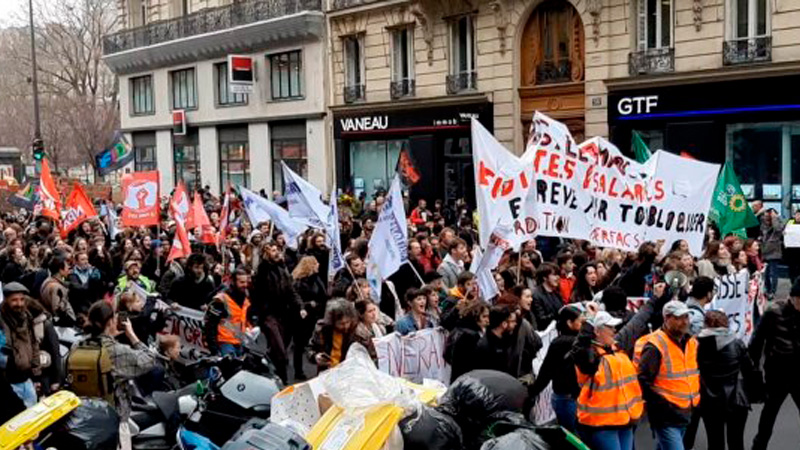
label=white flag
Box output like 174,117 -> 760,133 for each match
327,186 -> 345,278
366,176 -> 408,300
239,186 -> 308,249
281,162 -> 329,229
470,224 -> 513,302
106,203 -> 120,240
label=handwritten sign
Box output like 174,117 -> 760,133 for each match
374,328 -> 451,385
710,271 -> 753,343
472,114 -> 720,254
160,306 -> 209,361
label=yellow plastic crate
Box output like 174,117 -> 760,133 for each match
0,391 -> 81,450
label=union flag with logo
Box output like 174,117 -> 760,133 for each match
121,171 -> 161,227
61,183 -> 98,237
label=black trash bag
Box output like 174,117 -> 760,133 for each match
400,405 -> 463,450
480,429 -> 551,450
438,370 -> 527,449
480,411 -> 532,443
47,398 -> 120,450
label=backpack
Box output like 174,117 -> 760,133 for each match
66,337 -> 115,405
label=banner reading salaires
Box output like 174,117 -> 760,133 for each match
472,114 -> 720,255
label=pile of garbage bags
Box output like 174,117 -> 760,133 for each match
272,345 -> 588,450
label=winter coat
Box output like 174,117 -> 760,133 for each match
437,254 -> 463,289
168,274 -> 216,310
254,260 -> 303,321
444,320 -> 482,382
506,318 -> 543,378
306,320 -> 376,369
39,276 -> 76,326
750,299 -> 800,376
0,306 -> 40,383
294,274 -> 328,318
697,327 -> 759,412
761,216 -> 784,261
331,269 -> 354,297
531,285 -> 563,329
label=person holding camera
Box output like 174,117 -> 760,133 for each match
85,300 -> 157,449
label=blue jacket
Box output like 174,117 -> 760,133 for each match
395,312 -> 436,336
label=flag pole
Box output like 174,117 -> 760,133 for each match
407,261 -> 425,287
516,252 -> 522,285
344,262 -> 366,301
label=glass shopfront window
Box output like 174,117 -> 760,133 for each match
349,139 -> 407,200
728,122 -> 800,216
173,129 -> 200,189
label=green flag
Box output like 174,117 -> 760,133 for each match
709,162 -> 759,237
632,131 -> 652,163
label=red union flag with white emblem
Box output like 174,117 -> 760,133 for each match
170,181 -> 194,230
38,158 -> 61,222
121,171 -> 161,227
61,183 -> 98,237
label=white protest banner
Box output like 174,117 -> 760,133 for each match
710,270 -> 753,343
472,113 -> 720,255
160,306 -> 209,361
327,185 -> 345,278
532,321 -> 558,425
239,186 -> 308,249
366,176 -> 408,299
374,328 -> 451,385
785,224 -> 800,248
282,161 -> 329,229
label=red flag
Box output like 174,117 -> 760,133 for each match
191,192 -> 216,244
217,185 -> 231,246
61,183 -> 98,237
38,159 -> 61,222
121,171 -> 161,227
169,182 -> 194,230
167,220 -> 191,262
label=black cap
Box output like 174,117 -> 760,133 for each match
423,271 -> 443,283
3,282 -> 29,296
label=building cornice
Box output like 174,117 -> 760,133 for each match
606,61 -> 800,91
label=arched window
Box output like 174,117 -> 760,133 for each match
520,0 -> 584,86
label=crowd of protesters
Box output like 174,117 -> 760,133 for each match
1,184 -> 800,450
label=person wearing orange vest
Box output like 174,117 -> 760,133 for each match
204,269 -> 252,357
634,300 -> 700,450
572,284 -> 668,450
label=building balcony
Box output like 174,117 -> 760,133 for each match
343,84 -> 366,103
446,71 -> 477,95
628,47 -> 674,76
103,0 -> 323,75
723,36 -> 772,66
390,79 -> 415,99
330,0 -> 383,10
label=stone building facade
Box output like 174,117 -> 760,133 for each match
327,0 -> 800,212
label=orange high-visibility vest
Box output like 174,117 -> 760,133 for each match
633,329 -> 700,409
217,293 -> 251,345
576,348 -> 644,427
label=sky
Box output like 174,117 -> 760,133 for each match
0,0 -> 29,27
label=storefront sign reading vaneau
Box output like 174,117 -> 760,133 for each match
339,115 -> 389,132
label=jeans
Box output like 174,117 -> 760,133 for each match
702,406 -> 747,450
551,393 -> 577,433
653,426 -> 687,450
765,259 -> 780,295
752,375 -> 800,450
580,427 -> 634,450
219,343 -> 243,357
11,379 -> 36,408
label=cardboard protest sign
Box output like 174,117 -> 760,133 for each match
472,113 -> 720,255
710,270 -> 754,343
374,328 -> 451,385
160,306 -> 209,361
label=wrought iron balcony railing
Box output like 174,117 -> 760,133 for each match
343,84 -> 366,103
446,71 -> 477,95
628,47 -> 675,76
390,79 -> 415,99
103,0 -> 322,55
330,0 -> 383,10
723,36 -> 772,65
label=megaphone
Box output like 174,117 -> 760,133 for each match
664,270 -> 689,300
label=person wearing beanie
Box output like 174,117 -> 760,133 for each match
750,278 -> 800,450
